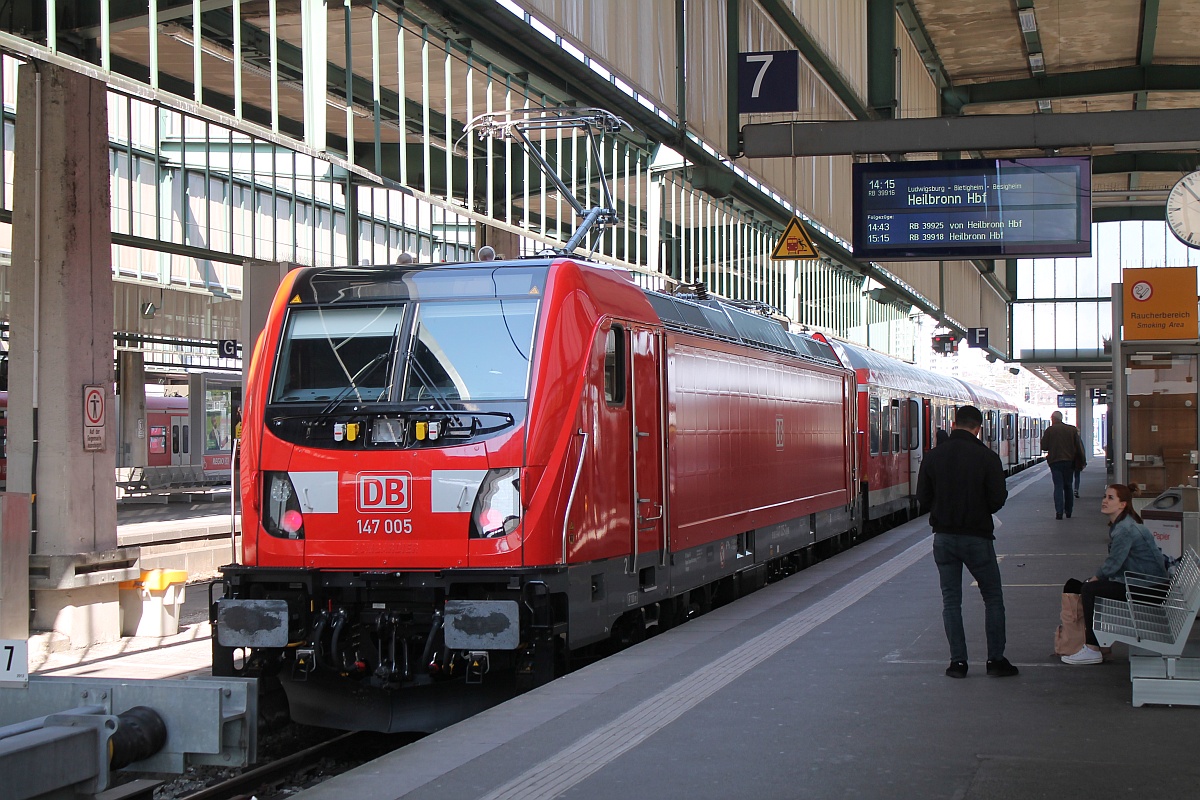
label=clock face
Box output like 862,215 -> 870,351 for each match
1166,171 -> 1200,249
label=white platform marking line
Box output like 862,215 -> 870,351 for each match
478,537 -> 932,800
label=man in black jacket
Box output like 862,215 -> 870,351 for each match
916,405 -> 1017,679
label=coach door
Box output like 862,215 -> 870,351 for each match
170,414 -> 190,465
629,326 -> 665,579
907,398 -> 923,493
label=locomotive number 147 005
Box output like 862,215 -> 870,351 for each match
357,518 -> 414,535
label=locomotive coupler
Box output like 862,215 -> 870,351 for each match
465,651 -> 490,684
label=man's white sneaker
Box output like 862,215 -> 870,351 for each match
1061,645 -> 1103,665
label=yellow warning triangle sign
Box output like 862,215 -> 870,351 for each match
771,217 -> 819,260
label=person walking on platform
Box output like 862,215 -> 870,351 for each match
1062,483 -> 1168,665
1041,411 -> 1084,519
916,405 -> 1017,679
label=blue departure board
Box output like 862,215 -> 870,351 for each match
852,157 -> 1091,260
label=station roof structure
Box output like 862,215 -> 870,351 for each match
748,0 -> 1200,221
2,1 -> 1197,393
742,0 -> 1200,390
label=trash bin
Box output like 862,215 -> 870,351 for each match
119,569 -> 188,637
1140,486 -> 1200,560
1142,488 -> 1184,560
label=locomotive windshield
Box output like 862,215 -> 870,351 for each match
271,298 -> 538,404
273,306 -> 406,403
403,299 -> 537,402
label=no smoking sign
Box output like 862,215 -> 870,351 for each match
83,384 -> 106,452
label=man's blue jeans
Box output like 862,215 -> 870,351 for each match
933,533 -> 1006,663
1049,460 -> 1075,516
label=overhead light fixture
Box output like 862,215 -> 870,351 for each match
140,302 -> 158,319
1028,52 -> 1045,72
1113,141 -> 1200,152
1018,7 -> 1038,34
1037,98 -> 1052,112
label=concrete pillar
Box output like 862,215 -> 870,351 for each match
0,493 -> 31,640
241,261 -> 301,394
7,62 -> 136,648
118,351 -> 148,468
1075,376 -> 1094,461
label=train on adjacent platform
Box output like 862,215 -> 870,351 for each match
211,255 -> 1045,732
0,392 -> 191,490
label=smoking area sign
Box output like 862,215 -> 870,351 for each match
83,384 -> 106,452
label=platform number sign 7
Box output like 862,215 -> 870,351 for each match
1,639 -> 29,687
738,50 -> 799,114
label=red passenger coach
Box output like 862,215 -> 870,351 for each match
819,338 -> 976,525
213,256 -> 859,731
817,337 -> 1037,528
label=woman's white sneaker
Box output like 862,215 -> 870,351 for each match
1061,645 -> 1103,665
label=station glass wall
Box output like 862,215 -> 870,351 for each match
1013,220 -> 1200,361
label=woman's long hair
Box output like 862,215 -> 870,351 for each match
1106,483 -> 1143,526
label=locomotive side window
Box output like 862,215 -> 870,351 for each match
869,395 -> 880,455
604,325 -> 626,405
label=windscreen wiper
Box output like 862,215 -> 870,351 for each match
319,351 -> 393,416
468,412 -> 516,435
405,350 -> 460,419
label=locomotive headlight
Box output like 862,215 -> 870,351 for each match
470,468 -> 521,539
263,471 -> 305,539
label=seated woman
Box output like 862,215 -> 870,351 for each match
1062,483 -> 1168,665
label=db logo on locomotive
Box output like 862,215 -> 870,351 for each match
357,472 -> 412,512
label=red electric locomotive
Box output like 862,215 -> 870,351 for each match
213,256 -> 859,731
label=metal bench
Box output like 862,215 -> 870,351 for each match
1094,547 -> 1200,707
115,466 -> 146,492
116,465 -> 232,503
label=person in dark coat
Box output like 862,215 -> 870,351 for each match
1041,411 -> 1084,519
916,405 -> 1016,679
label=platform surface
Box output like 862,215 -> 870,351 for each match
289,465 -> 1200,800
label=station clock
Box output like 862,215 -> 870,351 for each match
1166,171 -> 1200,249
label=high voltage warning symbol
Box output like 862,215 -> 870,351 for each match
771,217 -> 819,260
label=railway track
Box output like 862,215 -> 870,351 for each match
177,729 -> 420,800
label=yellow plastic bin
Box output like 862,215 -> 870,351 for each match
119,569 -> 188,637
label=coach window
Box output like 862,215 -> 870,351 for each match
880,399 -> 892,454
604,325 -> 626,405
893,400 -> 903,452
908,400 -> 920,450
869,395 -> 881,455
